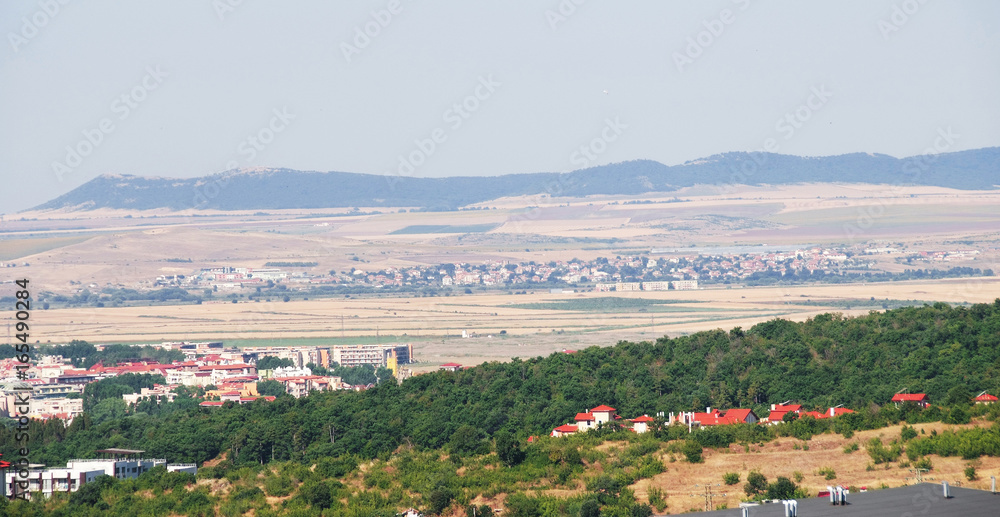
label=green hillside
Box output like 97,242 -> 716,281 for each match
4,301 -> 1000,516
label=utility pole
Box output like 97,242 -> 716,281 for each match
910,468 -> 929,483
691,484 -> 724,512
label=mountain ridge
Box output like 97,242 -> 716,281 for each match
31,147 -> 1000,211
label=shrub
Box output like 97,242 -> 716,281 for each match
647,487 -> 667,512
946,406 -> 971,425
630,504 -> 653,517
264,475 -> 294,497
818,467 -> 836,480
744,471 -> 767,498
843,442 -> 859,454
723,472 -> 740,485
914,457 -> 933,471
580,499 -> 600,517
682,440 -> 703,463
765,477 -> 798,500
965,465 -> 978,481
428,487 -> 454,515
792,471 -> 804,483
901,425 -> 918,441
866,437 -> 902,464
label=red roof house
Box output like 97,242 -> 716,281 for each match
630,415 -> 656,434
974,393 -> 998,404
551,424 -> 578,437
891,393 -> 930,407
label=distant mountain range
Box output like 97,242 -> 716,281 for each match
31,147 -> 1000,211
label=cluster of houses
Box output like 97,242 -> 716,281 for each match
550,392 -> 1000,437
0,341 -> 418,424
890,391 -> 999,407
549,403 -> 858,437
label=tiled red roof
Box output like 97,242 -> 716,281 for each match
767,410 -> 790,421
772,404 -> 802,412
591,405 -> 616,412
724,408 -> 755,422
575,412 -> 595,421
892,393 -> 929,402
440,363 -> 462,368
199,401 -> 224,407
553,424 -> 578,433
198,364 -> 252,371
631,415 -> 655,423
974,393 -> 998,402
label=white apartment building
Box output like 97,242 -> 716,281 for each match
4,449 -> 196,499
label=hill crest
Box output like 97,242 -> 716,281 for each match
31,147 -> 1000,211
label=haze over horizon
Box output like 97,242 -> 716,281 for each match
2,1 -> 999,213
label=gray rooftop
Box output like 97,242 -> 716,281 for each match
694,483 -> 997,517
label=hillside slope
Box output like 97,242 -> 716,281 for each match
30,147 -> 1000,211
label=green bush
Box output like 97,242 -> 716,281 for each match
817,467 -> 836,480
723,472 -> 740,485
580,499 -> 600,517
965,465 -> 978,481
682,440 -> 703,463
765,477 -> 798,500
744,471 -> 767,498
866,437 -> 902,464
647,487 -> 667,511
264,475 -> 294,497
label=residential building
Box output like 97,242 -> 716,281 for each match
891,393 -> 930,408
631,415 -> 655,434
973,392 -> 998,405
3,449 -> 195,500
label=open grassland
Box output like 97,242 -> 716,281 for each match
5,183 -> 1000,366
630,421 -> 1000,514
0,235 -> 93,261
4,183 -> 999,293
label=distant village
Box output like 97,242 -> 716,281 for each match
143,244 -> 987,294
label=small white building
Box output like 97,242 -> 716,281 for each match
4,449 -> 196,499
631,415 -> 655,434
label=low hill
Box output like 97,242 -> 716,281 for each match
30,147 -> 1000,211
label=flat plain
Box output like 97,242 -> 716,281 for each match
3,183 -> 1000,366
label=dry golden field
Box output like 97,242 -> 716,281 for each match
22,276 -> 1000,367
3,182 -> 1000,364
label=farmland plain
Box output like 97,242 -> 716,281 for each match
3,183 -> 1000,366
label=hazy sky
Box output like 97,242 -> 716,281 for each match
1,1 -> 998,213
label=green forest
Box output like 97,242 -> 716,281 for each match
3,300 -> 1000,516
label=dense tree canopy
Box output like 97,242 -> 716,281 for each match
7,300 -> 1000,470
